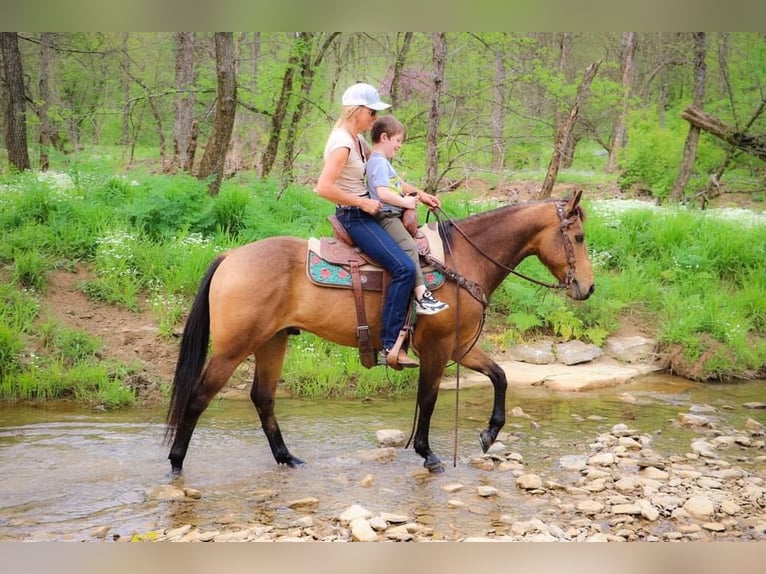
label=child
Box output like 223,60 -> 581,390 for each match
366,115 -> 449,316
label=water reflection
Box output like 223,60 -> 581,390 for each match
0,375 -> 763,541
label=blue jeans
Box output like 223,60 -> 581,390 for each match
336,207 -> 417,349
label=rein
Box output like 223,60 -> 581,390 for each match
433,200 -> 579,291
421,200 -> 579,467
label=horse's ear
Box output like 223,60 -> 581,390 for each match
566,189 -> 583,217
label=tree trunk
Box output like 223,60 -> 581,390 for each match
120,34 -> 131,146
608,32 -> 636,173
670,33 -> 706,202
538,60 -> 601,199
281,32 -> 340,189
261,32 -> 301,178
1,32 -> 31,171
556,32 -> 576,168
425,32 -> 446,194
37,32 -> 60,171
390,32 -> 412,108
172,32 -> 196,173
196,32 -> 237,196
491,46 -> 506,171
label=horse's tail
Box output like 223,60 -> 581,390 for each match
165,255 -> 225,443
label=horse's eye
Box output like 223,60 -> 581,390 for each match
575,233 -> 584,243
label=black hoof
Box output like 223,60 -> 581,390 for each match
479,429 -> 494,453
278,455 -> 305,468
424,460 -> 445,473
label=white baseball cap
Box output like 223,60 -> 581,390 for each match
341,82 -> 391,110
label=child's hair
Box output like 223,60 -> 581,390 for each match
371,115 -> 405,143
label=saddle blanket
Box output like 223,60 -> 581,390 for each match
306,238 -> 445,291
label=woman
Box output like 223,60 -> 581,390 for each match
315,82 -> 419,369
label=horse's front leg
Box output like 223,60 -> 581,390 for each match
251,331 -> 304,468
458,346 -> 507,453
413,355 -> 448,473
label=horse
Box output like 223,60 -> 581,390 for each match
166,191 -> 595,474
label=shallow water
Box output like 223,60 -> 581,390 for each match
0,374 -> 764,541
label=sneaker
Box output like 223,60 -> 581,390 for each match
415,290 -> 449,316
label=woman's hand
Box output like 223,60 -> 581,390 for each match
360,197 -> 382,216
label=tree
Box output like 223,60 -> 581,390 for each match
261,33 -> 302,178
670,32 -> 706,202
389,32 -> 413,109
538,61 -> 601,199
1,32 -> 31,171
196,32 -> 236,196
280,32 -> 340,188
171,32 -> 197,173
424,32 -> 446,194
37,32 -> 61,170
608,32 -> 636,173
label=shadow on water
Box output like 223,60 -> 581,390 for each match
0,374 -> 764,541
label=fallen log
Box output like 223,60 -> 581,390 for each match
681,105 -> 766,162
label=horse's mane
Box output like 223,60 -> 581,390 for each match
438,195 -> 585,242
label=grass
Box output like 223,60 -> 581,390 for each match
0,151 -> 764,406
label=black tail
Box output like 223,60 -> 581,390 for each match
165,255 -> 225,442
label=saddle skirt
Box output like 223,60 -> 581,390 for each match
306,221 -> 446,292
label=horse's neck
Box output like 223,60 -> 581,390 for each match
449,204 -> 550,294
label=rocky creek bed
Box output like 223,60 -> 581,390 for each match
140,405 -> 766,543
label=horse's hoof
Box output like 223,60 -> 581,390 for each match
424,460 -> 445,474
479,430 -> 494,453
279,455 -> 305,468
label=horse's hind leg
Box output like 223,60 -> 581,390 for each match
250,330 -> 303,467
168,355 -> 241,473
458,346 -> 507,453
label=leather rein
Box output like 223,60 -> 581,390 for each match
431,199 -> 579,302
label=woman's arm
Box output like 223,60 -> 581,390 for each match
315,147 -> 380,214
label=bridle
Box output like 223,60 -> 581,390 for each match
432,199 -> 580,299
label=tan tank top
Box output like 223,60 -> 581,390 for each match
323,128 -> 369,197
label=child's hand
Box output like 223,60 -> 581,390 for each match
402,196 -> 418,210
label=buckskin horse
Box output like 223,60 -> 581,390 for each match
166,191 -> 595,474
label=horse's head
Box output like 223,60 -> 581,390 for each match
538,190 -> 595,301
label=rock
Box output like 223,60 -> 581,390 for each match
477,486 -> 498,497
576,500 -> 604,515
339,504 -> 372,523
150,485 -> 186,501
356,447 -> 396,462
720,500 -> 741,515
745,418 -> 765,432
678,413 -> 715,427
702,522 -> 726,532
612,504 -> 642,515
516,474 -> 543,490
379,512 -> 409,524
441,483 -> 464,493
510,341 -> 555,364
639,466 -> 669,480
510,406 -> 530,418
683,495 -> 715,519
605,335 -> 656,363
743,402 -> 766,409
360,474 -> 375,487
349,517 -> 378,542
587,452 -> 615,466
639,500 -> 660,521
375,429 -> 405,447
691,440 -> 717,458
183,488 -> 202,500
559,454 -> 588,471
287,497 -> 319,512
555,340 -> 602,365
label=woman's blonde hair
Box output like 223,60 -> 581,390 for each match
334,105 -> 366,128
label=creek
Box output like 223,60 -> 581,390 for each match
1,374 -> 764,541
